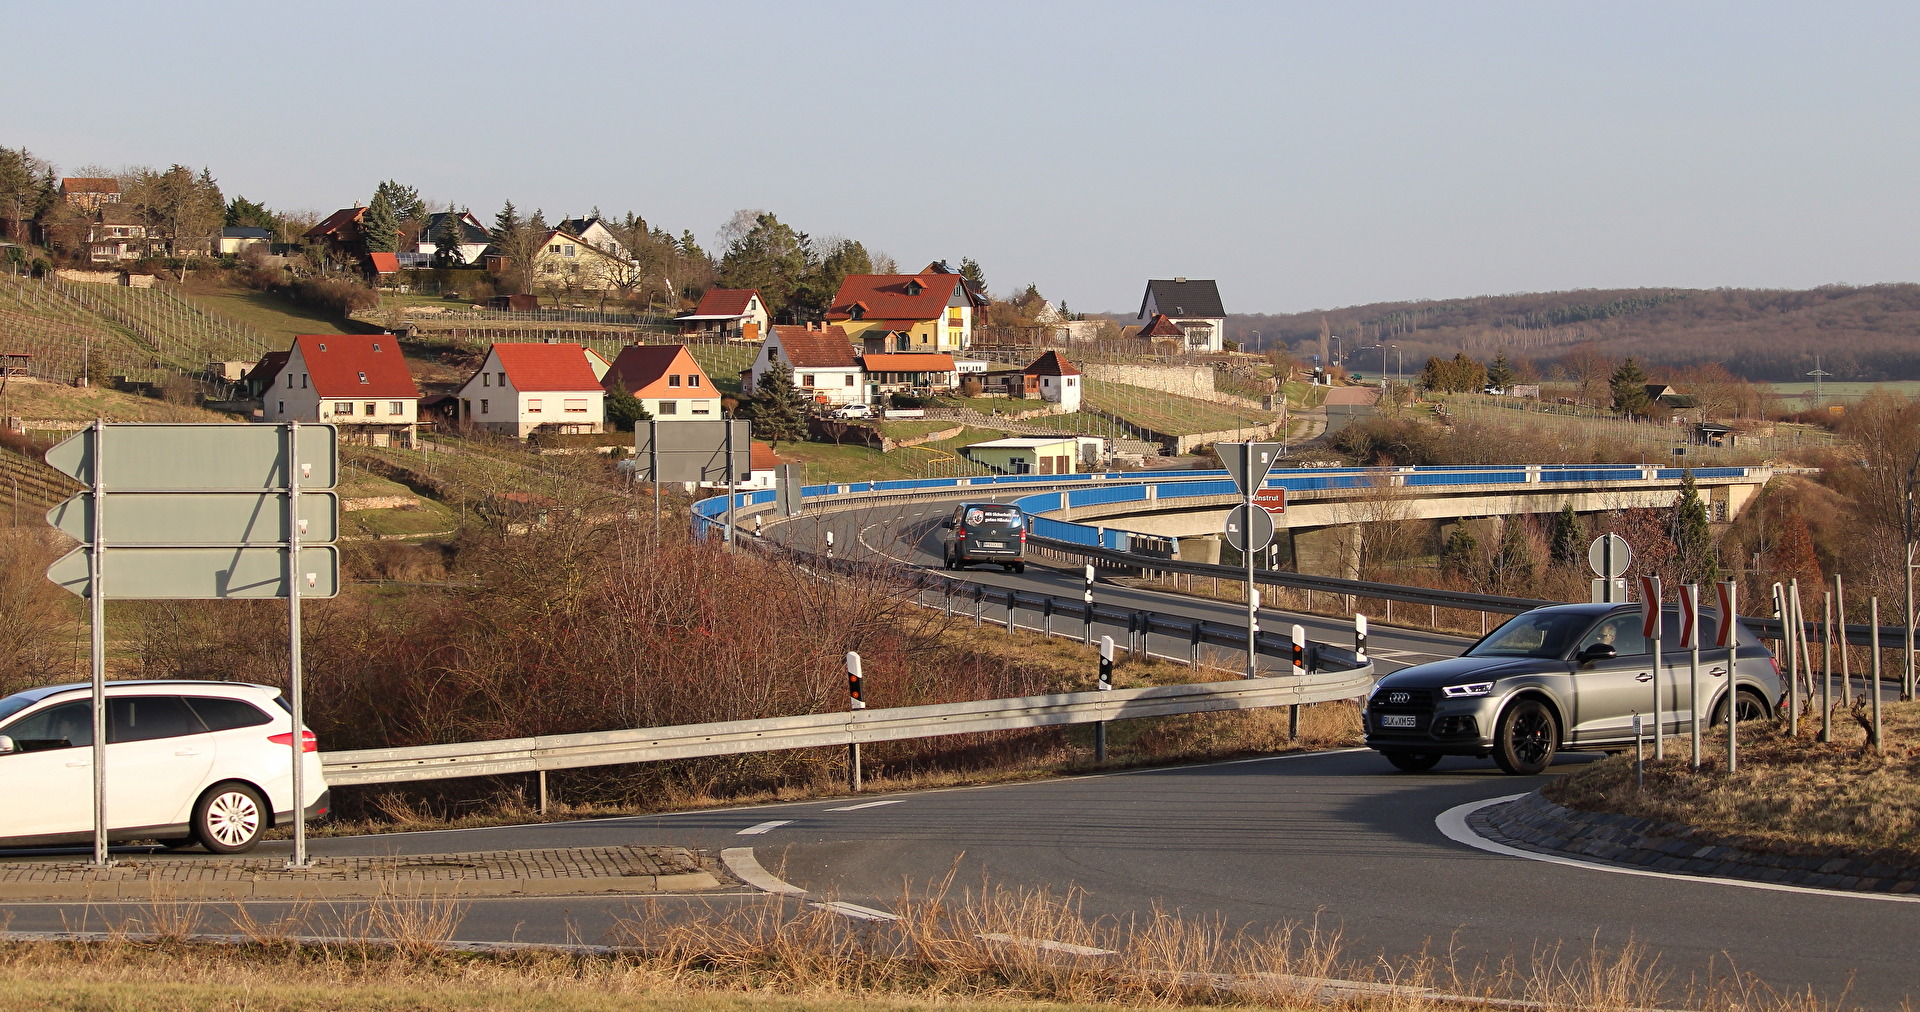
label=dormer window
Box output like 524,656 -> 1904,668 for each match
318,343 -> 328,352
847,305 -> 864,320
372,342 -> 382,352
357,372 -> 368,383
904,280 -> 923,296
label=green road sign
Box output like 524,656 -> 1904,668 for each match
45,424 -> 338,490
47,545 -> 341,599
47,492 -> 339,545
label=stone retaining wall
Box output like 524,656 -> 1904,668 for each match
1473,791 -> 1920,895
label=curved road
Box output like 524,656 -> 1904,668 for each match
6,489 -> 1916,1007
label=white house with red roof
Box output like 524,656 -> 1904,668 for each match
601,344 -> 721,420
676,288 -> 769,343
260,334 -> 421,446
745,324 -> 865,407
826,271 -> 974,353
455,343 -> 606,438
1024,350 -> 1083,411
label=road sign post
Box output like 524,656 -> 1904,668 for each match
44,422 -> 339,869
1225,443 -> 1279,680
1588,534 -> 1631,603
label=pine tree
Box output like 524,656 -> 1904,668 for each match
744,361 -> 809,444
1441,525 -> 1479,581
493,200 -> 520,238
433,213 -> 466,266
361,193 -> 398,254
1670,469 -> 1718,585
1548,502 -> 1582,568
1487,352 -> 1517,391
959,256 -> 987,298
1610,358 -> 1651,417
604,382 -> 650,431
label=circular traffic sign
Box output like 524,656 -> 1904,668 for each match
1587,534 -> 1631,578
1225,503 -> 1276,553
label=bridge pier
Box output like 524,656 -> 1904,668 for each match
1290,525 -> 1361,580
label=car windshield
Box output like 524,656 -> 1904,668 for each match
0,693 -> 41,725
1467,612 -> 1591,659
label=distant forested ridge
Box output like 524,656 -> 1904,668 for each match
1223,284 -> 1920,382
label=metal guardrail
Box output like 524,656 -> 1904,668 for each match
320,666 -> 1374,787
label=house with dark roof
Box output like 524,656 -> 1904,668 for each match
456,343 -> 607,438
826,270 -> 975,353
745,324 -> 865,406
411,210 -> 493,265
1137,278 -> 1226,353
303,206 -> 367,263
259,334 -> 421,445
602,344 -> 720,420
216,226 -> 273,256
676,288 -> 769,342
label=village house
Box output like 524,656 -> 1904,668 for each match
60,178 -> 121,210
410,210 -> 492,265
258,334 -> 421,446
87,206 -> 149,263
455,342 -> 606,438
859,352 -> 956,400
826,269 -> 975,353
601,344 -> 721,420
216,226 -> 273,256
676,288 -> 769,342
744,324 -> 865,407
978,351 -> 1083,410
962,435 -> 1094,476
302,206 -> 367,264
1136,278 -> 1227,353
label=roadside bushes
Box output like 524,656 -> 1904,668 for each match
283,276 -> 378,317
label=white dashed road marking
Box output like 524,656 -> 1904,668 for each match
827,799 -> 907,812
736,820 -> 793,836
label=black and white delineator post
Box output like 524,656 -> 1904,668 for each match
1290,622 -> 1307,739
825,529 -> 833,561
1717,581 -> 1740,771
1095,635 -> 1114,763
1639,574 -> 1664,760
1083,563 -> 1095,645
1683,584 -> 1702,771
846,651 -> 864,791
1355,613 -> 1368,663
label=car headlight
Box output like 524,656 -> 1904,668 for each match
1442,682 -> 1495,698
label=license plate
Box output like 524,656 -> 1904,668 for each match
1380,714 -> 1417,729
979,541 -> 1006,548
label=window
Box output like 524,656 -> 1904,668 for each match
389,401 -> 404,415
693,405 -> 711,415
482,373 -> 489,387
803,374 -> 815,387
564,399 -> 587,413
844,375 -> 855,386
948,308 -> 963,325
301,374 -> 308,388
372,342 -> 382,352
334,402 -> 354,414
2,701 -> 92,750
480,399 -> 489,414
847,305 -> 864,320
896,334 -> 909,352
357,371 -> 367,383
658,401 -> 677,415
183,697 -> 271,732
108,696 -> 204,743
689,375 -> 701,387
904,280 -> 923,296
277,401 -> 284,414
548,244 -> 561,254
527,398 -> 543,413
285,374 -> 293,388
562,244 -> 576,257
363,402 -> 375,416
668,374 -> 681,387
498,372 -> 506,387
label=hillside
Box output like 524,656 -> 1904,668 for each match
1223,284 -> 1920,383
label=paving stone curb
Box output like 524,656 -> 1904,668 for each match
1471,792 -> 1920,895
0,845 -> 727,901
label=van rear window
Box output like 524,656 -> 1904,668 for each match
963,507 -> 1023,528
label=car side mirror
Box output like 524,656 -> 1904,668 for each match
0,735 -> 14,755
941,519 -> 954,529
1577,644 -> 1618,664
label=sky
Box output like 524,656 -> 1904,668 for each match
12,1 -> 1919,315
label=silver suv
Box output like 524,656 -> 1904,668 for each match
1365,603 -> 1782,775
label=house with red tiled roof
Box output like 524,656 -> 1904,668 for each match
455,343 -> 607,438
826,270 -> 974,353
745,323 -> 865,407
60,178 -> 121,210
979,351 -> 1083,411
676,288 -> 769,343
602,344 -> 721,421
259,334 -> 421,446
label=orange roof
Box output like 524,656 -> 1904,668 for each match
603,344 -> 715,398
367,251 -> 399,275
292,334 -> 419,399
61,177 -> 119,194
861,353 -> 955,371
691,288 -> 759,317
826,274 -> 963,323
771,325 -> 858,369
487,343 -> 603,392
1024,351 -> 1080,377
749,441 -> 784,471
1138,313 -> 1186,339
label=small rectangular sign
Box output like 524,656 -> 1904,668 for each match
1715,581 -> 1738,648
47,546 -> 341,599
47,492 -> 338,545
1639,575 -> 1662,639
1679,584 -> 1699,650
1253,486 -> 1287,516
44,424 -> 338,490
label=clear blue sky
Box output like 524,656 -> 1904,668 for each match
14,1 -> 1917,314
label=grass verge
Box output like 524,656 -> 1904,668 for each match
1544,701 -> 1920,863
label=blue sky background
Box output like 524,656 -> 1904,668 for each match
13,1 -> 1917,314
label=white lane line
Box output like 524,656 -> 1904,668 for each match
812,901 -> 899,922
736,820 -> 793,836
976,932 -> 1117,956
1437,794 -> 1920,905
719,847 -> 806,896
826,799 -> 906,812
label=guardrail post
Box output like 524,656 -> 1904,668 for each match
537,770 -> 548,814
847,651 -> 865,792
1190,621 -> 1202,667
975,586 -> 984,627
1006,590 -> 1016,633
1043,597 -> 1054,638
1289,623 -> 1307,738
825,530 -> 834,561
1084,564 -> 1096,646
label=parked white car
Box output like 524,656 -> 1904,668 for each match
830,403 -> 874,420
0,680 -> 329,853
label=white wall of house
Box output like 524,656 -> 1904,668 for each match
455,348 -> 605,438
745,337 -> 865,406
643,395 -> 721,419
261,345 -> 419,446
1037,373 -> 1082,411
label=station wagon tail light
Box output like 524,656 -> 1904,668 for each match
269,730 -> 318,753
1442,682 -> 1495,698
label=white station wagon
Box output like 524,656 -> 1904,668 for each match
0,680 -> 329,853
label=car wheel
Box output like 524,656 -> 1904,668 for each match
1492,699 -> 1558,775
1710,688 -> 1771,725
193,782 -> 267,854
1002,562 -> 1014,572
1382,750 -> 1442,772
1013,562 -> 1026,574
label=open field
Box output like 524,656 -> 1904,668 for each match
1083,380 -> 1275,437
1768,380 -> 1920,404
1,379 -> 244,427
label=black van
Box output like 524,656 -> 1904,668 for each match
941,502 -> 1027,572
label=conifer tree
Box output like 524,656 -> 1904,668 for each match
1487,352 -> 1517,391
743,362 -> 809,444
1610,358 -> 1651,417
1549,502 -> 1582,568
361,192 -> 398,253
1489,518 -> 1535,592
1441,525 -> 1479,581
433,212 -> 466,266
1670,469 -> 1718,584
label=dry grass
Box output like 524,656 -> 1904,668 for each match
1545,701 -> 1920,863
0,875 -> 1836,1011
